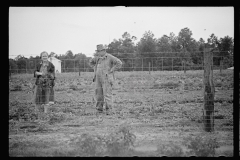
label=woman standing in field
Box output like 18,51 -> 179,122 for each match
33,51 -> 55,119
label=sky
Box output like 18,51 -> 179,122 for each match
9,7 -> 234,58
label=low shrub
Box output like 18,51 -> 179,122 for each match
152,81 -> 180,89
69,85 -> 78,91
11,85 -> 22,91
70,133 -> 106,157
9,102 -> 35,121
182,133 -> 219,157
105,125 -> 136,156
156,143 -> 185,157
47,112 -> 66,125
70,125 -> 136,157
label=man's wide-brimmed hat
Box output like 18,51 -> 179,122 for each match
96,44 -> 106,52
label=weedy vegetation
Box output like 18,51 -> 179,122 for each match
9,70 -> 233,157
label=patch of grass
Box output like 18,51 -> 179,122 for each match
156,143 -> 185,157
182,133 -> 220,157
69,124 -> 136,157
155,133 -> 220,157
9,102 -> 35,121
214,114 -> 225,119
69,85 -> 78,91
105,125 -> 136,156
9,71 -> 233,157
219,150 -> 233,157
152,84 -> 161,89
214,81 -> 222,87
61,107 -> 75,114
11,85 -> 22,91
70,133 -> 106,157
152,81 -> 180,89
54,87 -> 66,91
47,112 -> 66,125
184,82 -> 194,90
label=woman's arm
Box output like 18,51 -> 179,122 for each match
48,62 -> 55,79
34,63 -> 42,77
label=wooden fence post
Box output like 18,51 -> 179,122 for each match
152,58 -> 153,71
79,61 -> 81,76
149,62 -> 151,74
64,60 -> 65,73
203,48 -> 215,132
26,59 -> 27,74
132,59 -> 134,71
220,59 -> 222,74
183,60 -> 186,74
84,58 -> 85,73
162,58 -> 163,71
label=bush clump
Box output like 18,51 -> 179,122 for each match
105,125 -> 136,156
69,85 -> 78,91
70,125 -> 136,157
152,81 -> 180,89
47,112 -> 66,124
156,143 -> 185,157
182,133 -> 219,157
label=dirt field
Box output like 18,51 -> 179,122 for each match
9,70 -> 233,157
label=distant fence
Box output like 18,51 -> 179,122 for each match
9,51 -> 233,74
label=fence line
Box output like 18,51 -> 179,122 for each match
8,50 -> 233,57
9,50 -> 233,133
9,56 -> 233,74
8,56 -> 233,61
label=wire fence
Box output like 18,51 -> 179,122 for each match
9,55 -> 233,74
9,52 -> 233,133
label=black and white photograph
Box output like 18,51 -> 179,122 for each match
9,6 -> 234,157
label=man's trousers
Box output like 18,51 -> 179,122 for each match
95,73 -> 113,111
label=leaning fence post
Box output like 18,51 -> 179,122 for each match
203,48 -> 215,132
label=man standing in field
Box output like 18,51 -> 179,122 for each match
90,44 -> 122,114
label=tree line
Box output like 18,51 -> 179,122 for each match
9,27 -> 234,73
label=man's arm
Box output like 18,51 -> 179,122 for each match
110,55 -> 122,73
89,57 -> 97,68
89,56 -> 98,82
